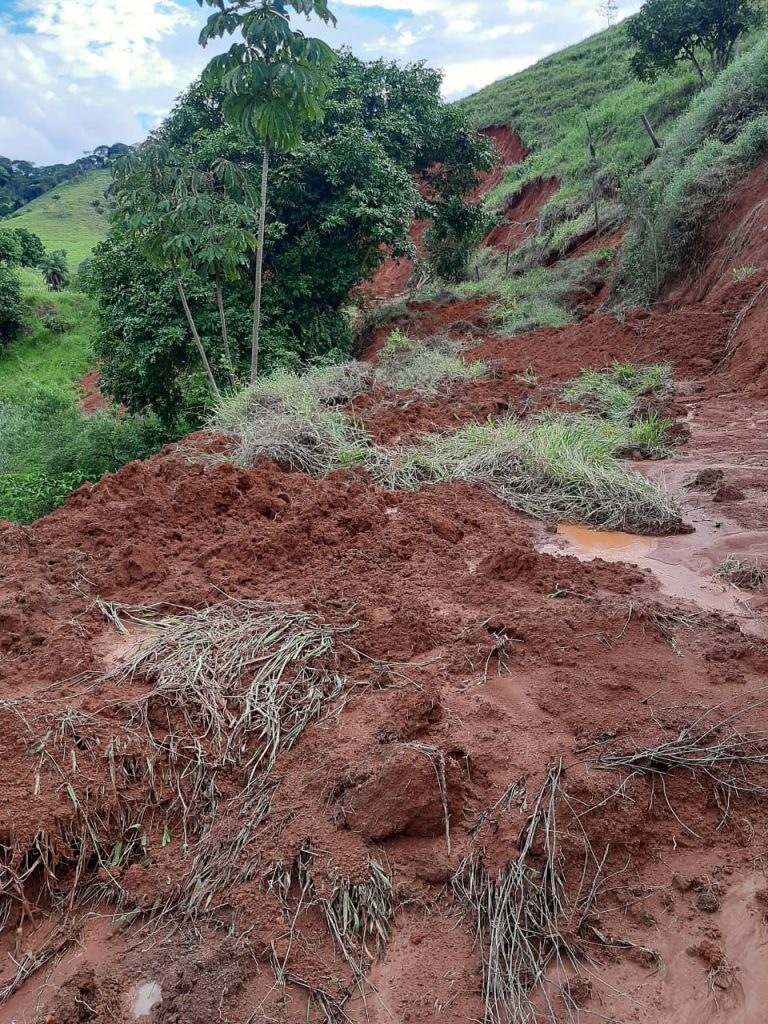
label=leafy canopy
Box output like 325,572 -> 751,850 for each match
0,229 -> 23,267
90,52 -> 493,419
110,143 -> 258,279
197,0 -> 337,149
629,0 -> 763,81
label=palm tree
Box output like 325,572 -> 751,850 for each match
40,250 -> 69,292
197,0 -> 337,381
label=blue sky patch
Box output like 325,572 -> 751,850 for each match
342,5 -> 411,27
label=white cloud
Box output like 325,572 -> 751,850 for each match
24,0 -> 198,88
0,0 -> 643,165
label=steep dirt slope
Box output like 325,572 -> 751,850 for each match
367,126 -> 527,299
669,157 -> 768,397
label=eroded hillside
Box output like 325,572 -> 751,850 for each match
1,116 -> 768,1023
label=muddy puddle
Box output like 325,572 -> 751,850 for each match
539,521 -> 768,638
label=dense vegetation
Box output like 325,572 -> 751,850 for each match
620,32 -> 768,300
91,51 -> 493,421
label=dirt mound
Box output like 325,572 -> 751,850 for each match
3,409 -> 768,1022
484,176 -> 559,250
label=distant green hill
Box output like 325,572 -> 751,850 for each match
4,169 -> 111,269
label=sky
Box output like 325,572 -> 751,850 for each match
0,0 -> 641,166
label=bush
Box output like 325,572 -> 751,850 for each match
0,383 -> 177,523
12,228 -> 46,268
0,265 -> 23,343
42,314 -> 72,334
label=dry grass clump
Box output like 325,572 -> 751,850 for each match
593,699 -> 768,826
376,329 -> 490,393
453,767 -> 606,1024
0,601 -> 352,942
715,554 -> 767,591
107,601 -> 348,778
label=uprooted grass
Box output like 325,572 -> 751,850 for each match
103,600 -> 348,779
715,555 -> 767,591
564,362 -> 672,421
213,368 -> 683,534
0,601 -> 353,947
375,415 -> 682,535
376,330 -> 490,392
270,846 -> 394,975
563,362 -> 674,458
456,693 -> 768,1023
454,767 -> 608,1024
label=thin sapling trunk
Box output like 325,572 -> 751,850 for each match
251,138 -> 270,382
171,261 -> 221,397
215,274 -> 237,389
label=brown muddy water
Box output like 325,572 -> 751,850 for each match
539,521 -> 768,638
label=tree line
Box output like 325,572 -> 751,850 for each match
0,144 -> 132,216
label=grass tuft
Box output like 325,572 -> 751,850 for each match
715,555 -> 767,591
373,415 -> 682,535
214,364 -> 683,535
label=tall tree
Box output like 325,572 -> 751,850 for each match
197,0 -> 337,380
629,0 -> 762,82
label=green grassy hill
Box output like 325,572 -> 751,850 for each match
459,24 -> 702,246
5,169 -> 111,270
438,21 -> 768,322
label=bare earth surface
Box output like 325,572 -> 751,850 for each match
2,148 -> 768,1024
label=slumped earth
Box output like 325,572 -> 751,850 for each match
2,137 -> 768,1024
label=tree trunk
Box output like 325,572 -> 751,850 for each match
171,262 -> 221,398
251,138 -> 270,383
215,274 -> 237,389
641,114 -> 661,150
689,50 -> 706,82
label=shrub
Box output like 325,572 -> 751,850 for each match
42,314 -> 72,334
0,383 -> 176,523
0,265 -> 23,344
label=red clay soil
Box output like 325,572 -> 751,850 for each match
472,125 -> 529,196
78,368 -> 110,414
483,177 -> 560,250
367,126 -> 528,299
667,157 -> 768,396
355,296 -> 730,444
4,167 -> 768,1024
3,432 -> 768,1024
